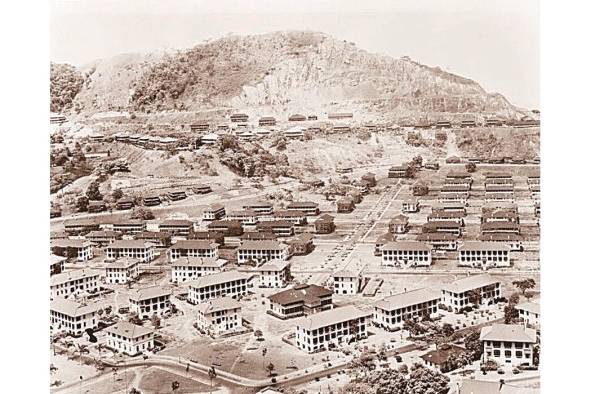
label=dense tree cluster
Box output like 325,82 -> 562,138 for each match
50,63 -> 85,112
342,364 -> 449,394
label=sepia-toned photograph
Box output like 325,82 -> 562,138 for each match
46,1 -> 542,393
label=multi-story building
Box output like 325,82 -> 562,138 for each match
516,301 -> 540,329
168,240 -> 219,262
227,209 -> 259,226
288,233 -> 314,255
437,193 -> 468,205
268,284 -> 333,319
423,220 -> 463,236
402,199 -> 420,213
50,239 -> 94,262
134,231 -> 172,248
255,220 -> 295,237
272,210 -> 308,226
158,219 -> 194,237
314,214 -> 335,234
388,164 -> 410,178
389,214 -> 409,234
373,288 -> 440,331
104,258 -> 140,284
374,233 -> 395,256
258,116 -> 276,127
243,201 -> 274,215
105,322 -> 154,356
478,233 -> 523,252
332,266 -> 365,295
202,204 -> 226,221
441,274 -> 501,312
481,221 -> 520,235
381,242 -> 432,267
195,297 -> 243,336
458,242 -> 511,268
63,218 -> 101,235
50,254 -> 66,276
50,297 -> 101,336
188,271 -> 253,304
337,197 -> 355,213
171,257 -> 227,283
50,268 -> 101,299
286,202 -> 320,216
295,305 -> 372,353
236,240 -> 290,264
417,233 -> 458,251
128,286 -> 172,319
481,208 -> 520,224
257,260 -> 291,288
480,324 -> 537,366
105,240 -> 155,263
428,210 -> 465,225
207,220 -> 244,236
111,219 -> 146,234
85,230 -> 122,245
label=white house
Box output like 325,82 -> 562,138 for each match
105,322 -> 154,356
458,242 -> 511,269
195,296 -> 243,336
168,240 -> 219,262
128,286 -> 172,319
516,301 -> 540,329
373,288 -> 440,331
441,274 -> 501,312
332,266 -> 365,295
171,257 -> 227,283
295,305 -> 372,353
202,203 -> 226,221
480,324 -> 537,366
188,271 -> 253,304
50,297 -> 101,336
256,260 -> 291,288
50,268 -> 101,299
237,240 -> 290,264
381,242 -> 432,267
104,258 -> 140,284
105,240 -> 155,263
50,239 -> 94,262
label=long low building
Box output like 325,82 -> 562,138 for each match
381,242 -> 432,267
373,288 -> 440,331
441,274 -> 501,313
188,271 -> 253,304
295,305 -> 372,353
458,242 -> 511,268
481,221 -> 520,235
50,297 -> 101,336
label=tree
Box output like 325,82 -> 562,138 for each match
504,304 -> 519,324
171,380 -> 180,392
265,362 -> 275,376
465,162 -> 477,173
411,155 -> 423,168
349,351 -> 376,378
412,184 -> 429,196
75,196 -> 89,212
151,314 -> 161,329
129,388 -> 141,394
466,289 -> 482,306
131,207 -> 155,220
112,189 -> 123,201
405,364 -> 449,394
509,292 -> 520,305
254,329 -> 263,340
463,330 -> 483,361
86,181 -> 103,201
513,279 -> 536,295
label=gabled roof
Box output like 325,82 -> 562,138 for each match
268,284 -> 332,306
441,273 -> 500,294
106,321 -> 153,339
418,233 -> 458,242
50,268 -> 101,286
479,324 -> 537,343
50,254 -> 67,266
374,288 -> 440,311
459,242 -> 511,252
389,214 -> 409,224
289,233 -> 314,244
129,286 -> 171,302
196,296 -> 242,315
238,240 -> 286,250
376,232 -> 395,244
515,301 -> 540,315
170,240 -> 218,250
50,297 -> 101,317
316,214 -> 335,222
107,240 -> 153,249
205,203 -> 225,211
382,241 -> 430,251
419,344 -> 468,366
160,219 -> 193,227
171,257 -> 227,268
296,305 -> 372,331
105,257 -> 141,269
189,270 -> 252,289
256,260 -> 290,272
51,239 -> 91,249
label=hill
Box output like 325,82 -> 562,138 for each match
51,31 -> 526,120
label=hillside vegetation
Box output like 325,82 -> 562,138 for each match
50,63 -> 85,113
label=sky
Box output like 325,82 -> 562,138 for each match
50,0 -> 539,109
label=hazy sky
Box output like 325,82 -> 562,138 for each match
50,0 -> 539,108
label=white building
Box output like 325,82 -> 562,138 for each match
373,288 -> 440,331
202,203 -> 226,221
128,286 -> 172,319
332,266 -> 365,295
458,242 -> 511,269
50,254 -> 66,275
50,268 -> 101,299
381,242 -> 432,267
50,297 -> 101,336
237,240 -> 290,264
105,322 -> 154,356
195,296 -> 243,336
402,199 -> 420,213
295,305 -> 372,353
242,201 -> 274,215
50,239 -> 94,262
168,240 -> 219,262
480,324 -> 537,366
105,240 -> 155,263
104,258 -> 140,284
516,301 -> 540,329
256,260 -> 291,288
171,257 -> 227,283
441,274 -> 501,313
188,271 -> 253,304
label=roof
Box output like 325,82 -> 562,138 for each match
51,239 -> 91,249
243,200 -> 273,208
50,254 -> 67,266
238,240 -> 286,251
441,274 -> 500,294
424,221 -> 463,229
430,209 -> 466,218
268,284 -> 332,306
333,263 -> 365,278
189,270 -> 252,289
459,242 -> 511,252
389,214 -> 409,224
289,233 -> 314,244
382,241 -> 430,251
50,268 -> 101,287
50,297 -> 101,317
479,324 -> 537,343
374,288 -> 440,311
129,286 -> 171,301
205,203 -> 225,211
135,231 -> 172,240
274,209 -> 306,217
515,301 -> 540,315
106,257 -> 140,269
107,240 -> 153,249
64,218 -> 104,227
479,233 -> 522,242
376,233 -> 395,244
86,230 -> 121,238
106,321 -> 153,339
484,172 -> 513,178
296,305 -> 372,331
446,171 -> 471,179
257,260 -> 290,272
171,240 -> 218,250
316,214 -> 335,222
417,233 -> 458,242
228,209 -> 258,217
420,344 -> 468,366
172,257 -> 226,268
257,220 -> 294,228
196,296 -> 242,315
481,222 -> 520,231
160,219 -> 193,227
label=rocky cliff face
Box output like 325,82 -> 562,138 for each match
52,31 -> 523,119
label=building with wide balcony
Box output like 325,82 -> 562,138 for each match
441,274 -> 501,312
373,288 -> 440,331
188,270 -> 253,304
128,286 -> 172,319
480,324 -> 537,366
